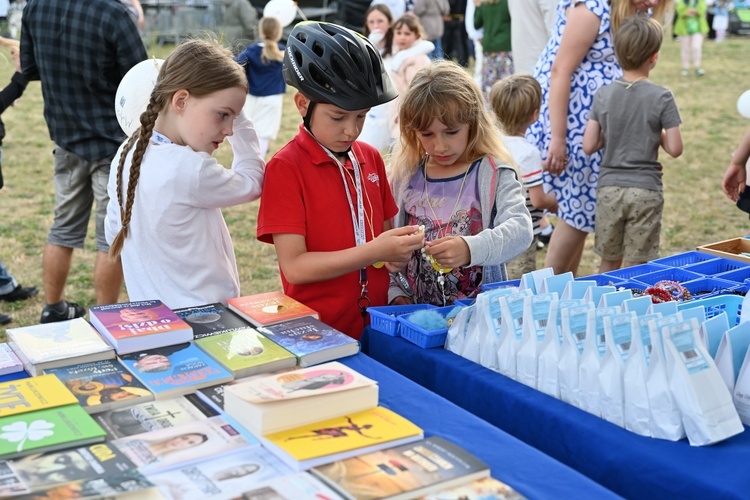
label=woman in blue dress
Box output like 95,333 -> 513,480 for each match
527,0 -> 668,275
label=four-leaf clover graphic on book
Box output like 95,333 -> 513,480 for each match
0,405 -> 105,459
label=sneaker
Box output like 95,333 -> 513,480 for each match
681,68 -> 689,76
538,223 -> 555,245
695,68 -> 705,76
0,285 -> 39,302
537,239 -> 546,250
40,301 -> 85,324
0,313 -> 10,325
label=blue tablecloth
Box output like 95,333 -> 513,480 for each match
340,353 -> 618,499
361,328 -> 750,500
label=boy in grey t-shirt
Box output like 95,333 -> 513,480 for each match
583,15 -> 683,274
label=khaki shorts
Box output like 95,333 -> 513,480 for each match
47,145 -> 112,252
594,185 -> 663,262
506,236 -> 538,280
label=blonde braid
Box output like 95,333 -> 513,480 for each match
108,95 -> 160,259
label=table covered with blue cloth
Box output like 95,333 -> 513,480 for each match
340,352 -> 618,499
361,327 -> 750,499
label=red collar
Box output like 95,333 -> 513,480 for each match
293,124 -> 369,170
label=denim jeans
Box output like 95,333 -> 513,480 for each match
0,260 -> 17,295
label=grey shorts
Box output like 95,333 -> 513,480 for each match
594,185 -> 663,263
47,145 -> 112,252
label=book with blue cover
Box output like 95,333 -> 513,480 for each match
257,317 -> 360,367
117,342 -> 234,399
173,302 -> 252,339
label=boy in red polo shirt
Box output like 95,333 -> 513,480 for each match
256,22 -> 425,339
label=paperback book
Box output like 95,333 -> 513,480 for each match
117,342 -> 234,399
0,405 -> 106,460
261,406 -> 424,471
146,445 -> 294,500
224,361 -> 379,435
0,343 -> 23,376
195,327 -> 297,378
311,436 -> 490,500
112,414 -> 260,474
195,383 -> 230,414
93,395 -> 216,439
6,441 -> 141,493
6,318 -> 115,376
231,472 -> 341,499
173,302 -> 252,339
257,316 -> 360,367
0,371 -> 28,384
44,359 -> 153,414
0,374 -> 78,418
17,470 -> 156,499
88,300 -> 193,354
418,477 -> 526,500
226,291 -> 319,328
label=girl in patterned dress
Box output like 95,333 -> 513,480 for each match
527,0 -> 668,275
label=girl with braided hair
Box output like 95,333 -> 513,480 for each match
105,39 -> 265,309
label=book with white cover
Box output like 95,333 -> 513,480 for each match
224,361 -> 378,435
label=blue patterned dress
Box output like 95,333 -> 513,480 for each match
527,0 -> 619,232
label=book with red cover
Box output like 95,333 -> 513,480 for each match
88,300 -> 193,354
226,291 -> 319,328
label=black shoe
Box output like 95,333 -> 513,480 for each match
40,301 -> 85,324
538,223 -> 554,245
0,285 -> 39,302
0,313 -> 10,325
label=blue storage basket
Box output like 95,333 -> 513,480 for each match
677,294 -> 743,327
684,258 -> 750,277
482,279 -> 521,292
575,273 -> 619,286
715,266 -> 750,284
635,268 -> 704,286
681,277 -> 739,300
455,298 -> 474,306
651,251 -> 717,268
613,278 -> 649,292
367,304 -> 436,336
603,262 -> 670,281
397,305 -> 465,348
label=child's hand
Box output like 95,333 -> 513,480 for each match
11,48 -> 20,73
384,261 -> 407,273
544,137 -> 567,175
722,162 -> 746,202
374,225 -> 425,263
424,236 -> 471,269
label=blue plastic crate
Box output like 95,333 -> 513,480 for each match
635,268 -> 704,286
678,294 -> 743,326
651,251 -> 718,268
455,298 -> 475,306
603,262 -> 670,281
681,277 -> 739,300
481,279 -> 521,292
575,273 -> 619,286
613,278 -> 649,292
715,265 -> 750,284
397,305 -> 465,348
684,257 -> 750,277
367,304 -> 436,336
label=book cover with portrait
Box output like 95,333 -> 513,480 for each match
257,317 -> 360,367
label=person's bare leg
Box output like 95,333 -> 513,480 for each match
94,251 -> 123,305
622,260 -> 646,269
544,219 -> 587,275
599,258 -> 623,274
42,243 -> 74,305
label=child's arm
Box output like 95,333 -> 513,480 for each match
661,126 -> 683,158
0,49 -> 27,114
582,118 -> 603,155
272,226 -> 424,285
528,185 -> 558,213
427,165 -> 532,268
722,126 -> 750,202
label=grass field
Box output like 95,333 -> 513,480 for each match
1,34 -> 749,331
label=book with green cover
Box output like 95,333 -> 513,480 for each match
0,405 -> 106,460
0,374 -> 78,418
195,328 -> 297,378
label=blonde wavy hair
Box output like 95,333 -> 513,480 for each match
609,0 -> 670,33
389,60 -> 513,182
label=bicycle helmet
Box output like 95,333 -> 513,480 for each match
284,21 -> 398,111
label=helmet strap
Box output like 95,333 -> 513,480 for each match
303,101 -> 352,156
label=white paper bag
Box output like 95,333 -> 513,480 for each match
582,285 -> 616,310
622,295 -> 654,317
476,288 -> 519,371
579,306 -> 618,417
537,299 -> 583,398
558,302 -> 594,408
647,313 -> 686,441
561,280 -> 596,300
664,319 -> 744,446
445,304 -> 474,355
538,272 -> 574,297
714,321 -> 750,393
623,312 -> 662,436
598,289 -> 633,310
732,346 -> 750,425
496,290 -> 532,380
649,301 -> 678,316
517,293 -> 557,388
519,267 -> 554,295
599,311 -> 638,427
700,311 -> 729,359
